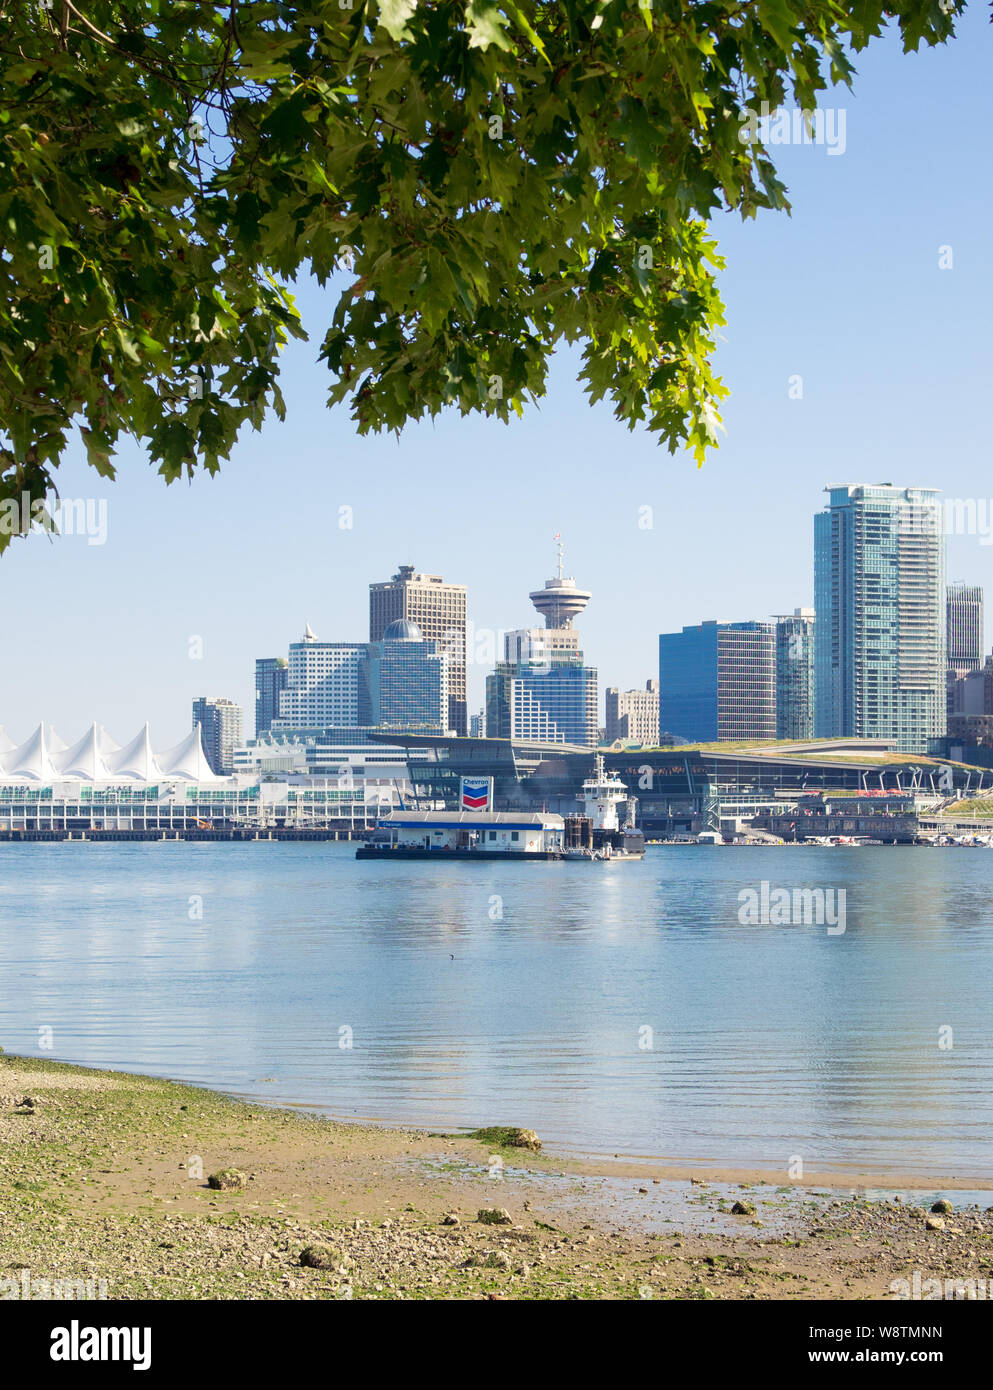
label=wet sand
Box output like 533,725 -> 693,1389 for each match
2,1052 -> 991,1300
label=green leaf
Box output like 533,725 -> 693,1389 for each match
466,2 -> 514,52
378,0 -> 418,42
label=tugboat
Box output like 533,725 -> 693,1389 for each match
563,756 -> 646,861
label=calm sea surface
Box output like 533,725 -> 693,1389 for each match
1,842 -> 991,1176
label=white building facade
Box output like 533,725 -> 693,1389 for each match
272,628 -> 366,730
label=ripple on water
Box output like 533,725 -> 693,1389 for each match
0,842 -> 990,1177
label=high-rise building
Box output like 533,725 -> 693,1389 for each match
946,583 -> 983,672
272,625 -> 366,730
486,644 -> 598,745
369,566 -> 467,734
945,582 -> 984,720
948,663 -> 989,716
485,546 -> 598,747
946,653 -> 993,727
469,710 -> 486,738
605,680 -> 660,745
659,620 -> 776,744
774,609 -> 815,741
254,656 -> 288,738
191,697 -> 243,775
359,620 -> 449,732
814,484 -> 945,752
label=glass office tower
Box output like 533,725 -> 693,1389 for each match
946,582 -> 983,674
814,483 -> 945,752
775,609 -> 816,740
659,620 -> 776,744
359,620 -> 450,733
485,633 -> 598,747
369,565 -> 467,734
254,656 -> 288,738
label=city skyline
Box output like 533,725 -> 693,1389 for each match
215,490 -> 990,754
3,478 -> 992,748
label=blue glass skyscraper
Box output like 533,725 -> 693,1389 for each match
814,484 -> 945,752
659,620 -> 776,743
360,620 -> 449,733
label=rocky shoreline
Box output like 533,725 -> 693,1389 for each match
2,1052 -> 992,1301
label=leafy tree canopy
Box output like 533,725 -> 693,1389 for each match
0,0 -> 960,545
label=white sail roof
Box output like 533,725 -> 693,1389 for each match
53,723 -> 116,781
156,726 -> 217,781
4,724 -> 61,781
0,723 -> 228,784
106,723 -> 159,781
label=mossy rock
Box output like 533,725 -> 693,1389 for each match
477,1207 -> 512,1225
468,1126 -> 542,1151
931,1198 -> 954,1215
207,1168 -> 246,1191
731,1200 -> 756,1216
300,1245 -> 340,1270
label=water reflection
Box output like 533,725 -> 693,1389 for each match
0,842 -> 989,1175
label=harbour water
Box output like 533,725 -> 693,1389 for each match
1,841 -> 991,1178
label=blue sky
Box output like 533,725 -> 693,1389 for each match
4,9 -> 991,744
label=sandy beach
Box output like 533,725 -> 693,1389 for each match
2,1051 -> 992,1301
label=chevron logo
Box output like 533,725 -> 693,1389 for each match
460,777 -> 491,810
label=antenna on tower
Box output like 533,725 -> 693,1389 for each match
553,531 -> 563,580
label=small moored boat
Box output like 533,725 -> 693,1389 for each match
563,756 -> 645,861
